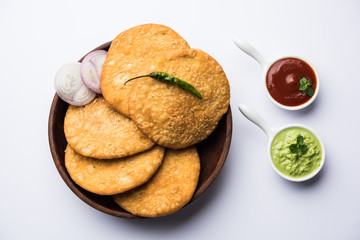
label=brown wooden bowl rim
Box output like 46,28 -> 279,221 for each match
48,41 -> 233,218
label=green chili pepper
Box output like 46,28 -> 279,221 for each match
124,72 -> 202,99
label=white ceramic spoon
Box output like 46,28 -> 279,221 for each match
233,38 -> 320,111
238,104 -> 325,182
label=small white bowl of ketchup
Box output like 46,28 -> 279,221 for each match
233,38 -> 319,110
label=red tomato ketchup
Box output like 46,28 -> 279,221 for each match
266,57 -> 317,107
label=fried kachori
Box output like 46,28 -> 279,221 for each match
113,147 -> 200,217
100,23 -> 190,117
128,48 -> 230,149
64,97 -> 154,159
65,145 -> 165,195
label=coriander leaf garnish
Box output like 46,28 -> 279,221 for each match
304,87 -> 314,96
297,135 -> 304,145
299,77 -> 314,97
289,134 -> 308,155
300,144 -> 307,152
300,77 -> 307,86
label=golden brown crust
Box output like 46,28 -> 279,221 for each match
64,97 -> 154,159
100,24 -> 190,117
113,147 -> 200,217
128,49 -> 230,149
65,145 -> 165,195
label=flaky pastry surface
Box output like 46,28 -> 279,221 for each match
128,49 -> 230,149
65,145 -> 164,195
113,147 -> 200,217
101,24 -> 190,117
64,97 -> 154,159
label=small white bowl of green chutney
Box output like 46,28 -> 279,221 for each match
239,104 -> 325,182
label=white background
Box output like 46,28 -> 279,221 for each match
1,0 -> 360,239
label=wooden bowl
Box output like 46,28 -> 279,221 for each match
48,42 -> 232,219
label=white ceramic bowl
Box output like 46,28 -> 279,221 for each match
233,38 -> 320,111
238,104 -> 325,182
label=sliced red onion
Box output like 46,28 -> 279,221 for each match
55,63 -> 96,106
80,50 -> 107,94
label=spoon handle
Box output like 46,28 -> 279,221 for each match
232,38 -> 268,69
238,104 -> 275,138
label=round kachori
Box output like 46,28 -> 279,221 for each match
65,145 -> 165,195
128,48 -> 230,149
100,23 -> 190,117
64,97 -> 154,159
113,147 -> 200,217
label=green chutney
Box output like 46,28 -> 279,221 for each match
270,127 -> 322,178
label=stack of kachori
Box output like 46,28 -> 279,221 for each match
63,24 -> 230,218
